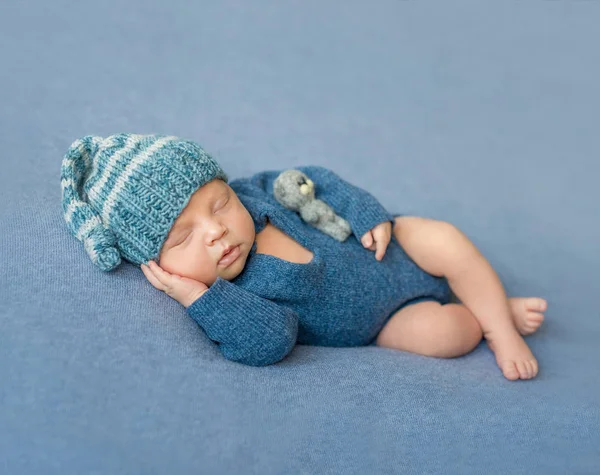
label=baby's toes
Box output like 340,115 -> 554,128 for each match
523,360 -> 539,379
516,361 -> 531,379
530,360 -> 539,378
526,312 -> 545,329
527,297 -> 547,313
520,317 -> 542,336
501,361 -> 520,381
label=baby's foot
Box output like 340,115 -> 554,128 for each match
487,330 -> 539,380
508,297 -> 547,335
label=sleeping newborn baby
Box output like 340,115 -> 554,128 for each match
61,133 -> 547,380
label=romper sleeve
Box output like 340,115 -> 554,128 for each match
186,277 -> 299,366
294,165 -> 396,242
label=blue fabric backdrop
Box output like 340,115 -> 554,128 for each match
1,1 -> 599,473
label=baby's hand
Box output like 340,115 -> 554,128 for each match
141,261 -> 209,308
361,221 -> 393,261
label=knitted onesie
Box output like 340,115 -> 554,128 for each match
186,166 -> 452,366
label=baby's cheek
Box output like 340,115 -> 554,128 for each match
193,255 -> 219,282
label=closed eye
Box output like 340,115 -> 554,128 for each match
173,233 -> 190,247
171,196 -> 230,248
216,198 -> 230,211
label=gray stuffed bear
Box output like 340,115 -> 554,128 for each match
273,169 -> 352,242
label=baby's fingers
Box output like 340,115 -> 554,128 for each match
141,263 -> 163,290
375,241 -> 388,261
372,226 -> 392,261
142,261 -> 170,291
361,231 -> 375,249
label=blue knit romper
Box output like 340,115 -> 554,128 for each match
228,167 -> 453,348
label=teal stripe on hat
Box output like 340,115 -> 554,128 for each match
83,133 -> 130,195
101,135 -> 178,228
61,136 -> 102,229
85,134 -> 157,214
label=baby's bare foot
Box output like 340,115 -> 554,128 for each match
487,330 -> 539,380
508,297 -> 547,335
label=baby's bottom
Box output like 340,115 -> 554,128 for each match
374,298 -> 483,358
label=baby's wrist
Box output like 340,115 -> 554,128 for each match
185,289 -> 209,308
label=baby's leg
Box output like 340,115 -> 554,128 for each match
391,216 -> 539,380
376,301 -> 483,358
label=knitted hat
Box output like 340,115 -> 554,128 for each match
60,133 -> 228,271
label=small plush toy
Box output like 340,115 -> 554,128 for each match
273,169 -> 352,242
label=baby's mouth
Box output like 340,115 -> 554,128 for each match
218,245 -> 241,266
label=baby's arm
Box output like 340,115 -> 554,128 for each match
245,166 -> 395,243
294,166 -> 396,243
186,277 -> 299,366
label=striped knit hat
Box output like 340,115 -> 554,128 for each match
60,133 -> 228,271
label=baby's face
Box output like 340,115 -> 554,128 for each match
157,179 -> 255,287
